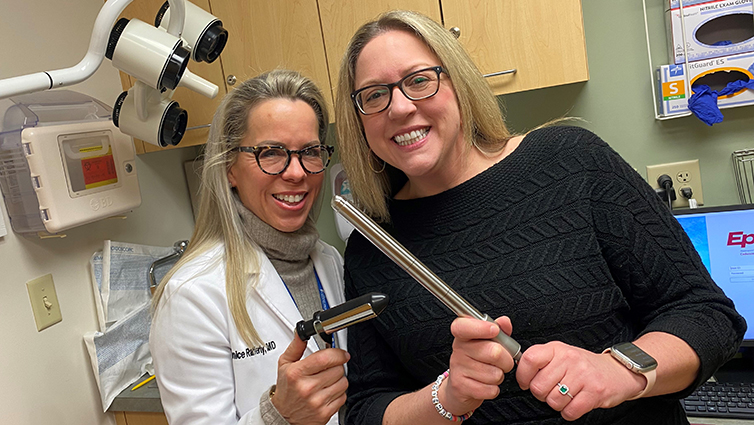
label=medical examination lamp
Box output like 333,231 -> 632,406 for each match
0,0 -> 226,147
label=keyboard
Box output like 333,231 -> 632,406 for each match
683,381 -> 754,419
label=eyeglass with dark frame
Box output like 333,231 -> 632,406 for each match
351,66 -> 446,115
233,144 -> 334,175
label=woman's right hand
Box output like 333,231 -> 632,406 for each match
271,335 -> 350,425
439,317 -> 515,415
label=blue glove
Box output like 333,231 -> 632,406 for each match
688,78 -> 754,126
719,79 -> 754,97
688,84 -> 724,125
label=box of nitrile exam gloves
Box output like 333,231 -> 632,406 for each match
657,51 -> 754,116
658,64 -> 690,116
666,0 -> 754,64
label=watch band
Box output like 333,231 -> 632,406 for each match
602,348 -> 657,400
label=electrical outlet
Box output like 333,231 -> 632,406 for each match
26,274 -> 62,331
646,159 -> 704,208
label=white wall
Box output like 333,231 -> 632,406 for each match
0,0 -> 198,423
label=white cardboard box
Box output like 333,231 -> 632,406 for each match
657,51 -> 754,116
666,0 -> 754,64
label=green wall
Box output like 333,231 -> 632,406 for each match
501,0 -> 754,208
316,126 -> 347,252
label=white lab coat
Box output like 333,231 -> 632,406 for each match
150,241 -> 346,425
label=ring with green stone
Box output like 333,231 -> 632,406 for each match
557,383 -> 574,399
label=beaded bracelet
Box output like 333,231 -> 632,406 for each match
430,369 -> 475,422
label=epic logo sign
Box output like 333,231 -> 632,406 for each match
727,232 -> 754,248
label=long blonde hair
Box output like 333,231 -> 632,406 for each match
335,10 -> 512,222
152,69 -> 329,347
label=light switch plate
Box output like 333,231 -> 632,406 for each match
26,274 -> 62,331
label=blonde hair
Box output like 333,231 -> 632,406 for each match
152,69 -> 329,347
335,10 -> 511,222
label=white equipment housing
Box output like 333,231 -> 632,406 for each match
0,91 -> 141,235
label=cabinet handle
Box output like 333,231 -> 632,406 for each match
446,27 -> 514,78
483,69 -> 517,78
227,75 -> 237,86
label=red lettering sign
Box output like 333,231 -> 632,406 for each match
728,232 -> 754,248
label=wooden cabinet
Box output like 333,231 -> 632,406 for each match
113,411 -> 168,425
212,0 -> 332,115
317,0 -> 588,98
317,0 -> 442,103
120,0 -> 587,153
441,0 -> 588,95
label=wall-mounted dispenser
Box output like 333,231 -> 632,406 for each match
0,90 -> 141,236
666,0 -> 754,64
657,52 -> 754,117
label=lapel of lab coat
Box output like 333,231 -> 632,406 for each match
253,242 -> 340,355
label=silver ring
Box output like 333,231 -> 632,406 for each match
557,382 -> 574,399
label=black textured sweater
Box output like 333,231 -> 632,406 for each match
342,126 -> 746,425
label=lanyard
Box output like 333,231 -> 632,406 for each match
280,266 -> 329,311
280,266 -> 334,348
314,268 -> 330,310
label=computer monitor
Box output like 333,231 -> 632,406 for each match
674,204 -> 754,347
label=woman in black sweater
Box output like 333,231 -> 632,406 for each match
333,10 -> 746,425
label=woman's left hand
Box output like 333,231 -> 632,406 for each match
515,341 -> 647,421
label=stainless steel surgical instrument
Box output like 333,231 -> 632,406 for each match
331,195 -> 522,361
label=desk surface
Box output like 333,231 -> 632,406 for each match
109,375 -> 754,423
109,374 -> 162,413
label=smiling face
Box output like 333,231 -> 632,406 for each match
354,30 -> 466,194
227,98 -> 323,233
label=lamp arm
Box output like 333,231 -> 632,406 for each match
0,0 -> 131,98
165,0 -> 186,38
0,0 -> 189,100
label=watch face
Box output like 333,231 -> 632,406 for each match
612,342 -> 658,372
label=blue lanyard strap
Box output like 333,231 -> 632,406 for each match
313,267 -> 336,348
280,266 -> 334,348
314,267 -> 329,310
280,266 -> 329,311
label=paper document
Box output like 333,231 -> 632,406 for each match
100,241 -> 175,329
85,239 -> 184,411
0,198 -> 7,237
90,251 -> 105,330
84,304 -> 152,411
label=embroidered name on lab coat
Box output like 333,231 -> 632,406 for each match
232,341 -> 277,360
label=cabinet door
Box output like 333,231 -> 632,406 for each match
442,0 -> 588,95
116,0 -> 227,153
317,0 -> 442,102
114,411 -> 168,425
211,0 -> 333,120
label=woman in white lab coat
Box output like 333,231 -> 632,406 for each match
150,69 -> 348,425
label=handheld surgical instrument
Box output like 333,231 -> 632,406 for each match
296,292 -> 388,347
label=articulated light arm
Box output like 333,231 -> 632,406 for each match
0,0 -> 189,100
164,0 -> 185,38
